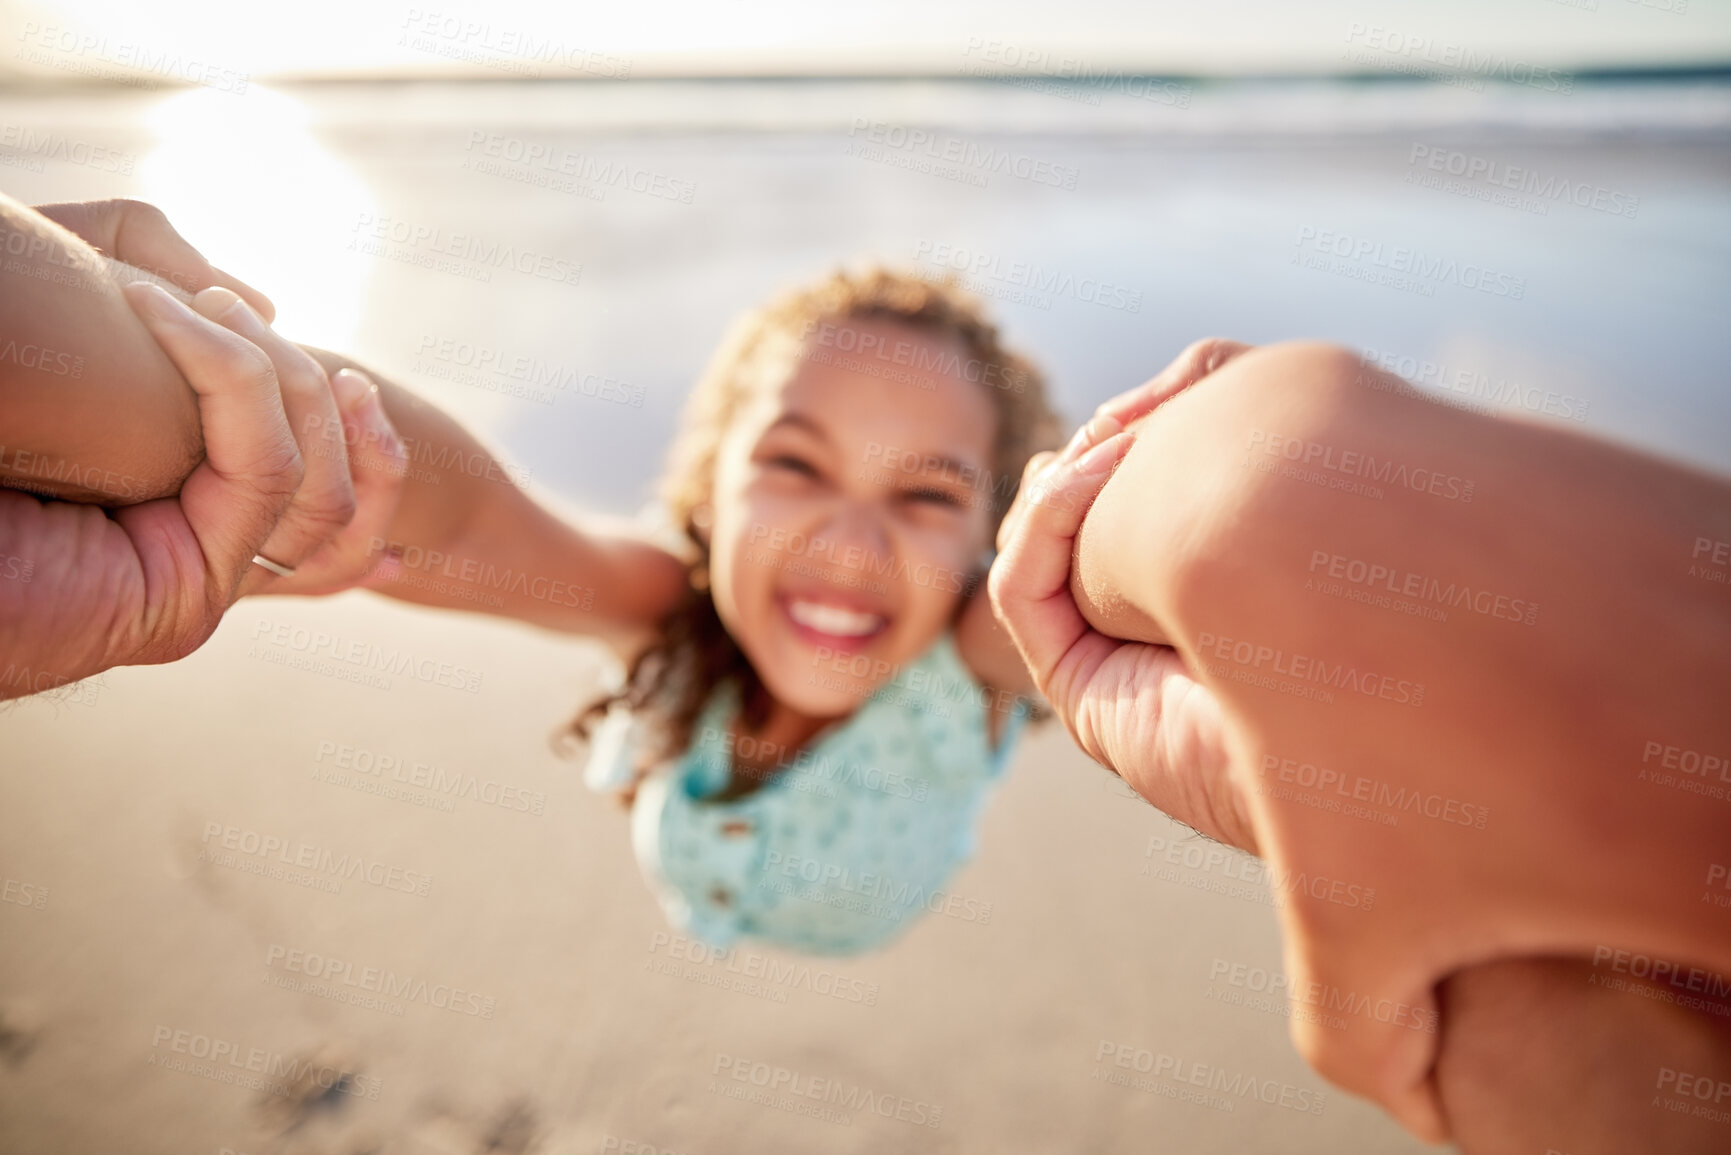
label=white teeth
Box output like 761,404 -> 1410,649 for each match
786,599 -> 885,638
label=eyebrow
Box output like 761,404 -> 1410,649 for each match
901,455 -> 977,484
766,412 -> 983,485
763,412 -> 832,442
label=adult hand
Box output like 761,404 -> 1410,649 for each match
0,283 -> 302,696
993,339 -> 1457,1141
0,277 -> 404,695
34,198 -> 275,320
989,339 -> 1256,849
998,336 -> 1731,1148
44,195 -> 406,594
193,291 -> 406,597
990,338 -> 1461,1134
251,366 -> 407,597
47,195 -> 407,591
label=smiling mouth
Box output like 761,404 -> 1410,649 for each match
781,596 -> 889,650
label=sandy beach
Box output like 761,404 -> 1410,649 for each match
2,74 -> 1728,1153
0,587 -> 1437,1153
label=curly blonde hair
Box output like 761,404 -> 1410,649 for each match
566,265 -> 1062,780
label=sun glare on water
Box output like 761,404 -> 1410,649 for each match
141,86 -> 376,352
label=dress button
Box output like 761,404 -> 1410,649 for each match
708,886 -> 733,907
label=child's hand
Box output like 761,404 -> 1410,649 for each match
1089,337 -> 1252,436
987,408 -> 1254,851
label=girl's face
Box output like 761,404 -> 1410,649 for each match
706,317 -> 999,718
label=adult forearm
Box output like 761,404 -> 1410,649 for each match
1434,957 -> 1731,1155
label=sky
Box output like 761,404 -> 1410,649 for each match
2,0 -> 1729,83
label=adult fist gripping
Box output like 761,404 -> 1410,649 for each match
990,337 -> 1731,1150
0,282 -> 404,699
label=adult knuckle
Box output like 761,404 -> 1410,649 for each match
331,484 -> 359,526
304,479 -> 359,532
273,345 -> 333,399
256,441 -> 306,502
211,335 -> 277,390
156,629 -> 205,669
143,589 -> 221,664
324,491 -> 360,532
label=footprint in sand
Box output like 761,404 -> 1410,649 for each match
0,997 -> 43,1065
254,1040 -> 369,1133
403,1098 -> 544,1154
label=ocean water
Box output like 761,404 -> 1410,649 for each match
1,75 -> 1726,512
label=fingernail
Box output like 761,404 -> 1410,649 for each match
331,367 -> 371,407
1075,431 -> 1132,474
358,375 -> 393,428
191,285 -> 247,323
124,280 -> 186,320
1088,413 -> 1124,441
1064,412 -> 1126,460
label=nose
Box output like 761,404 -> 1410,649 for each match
811,500 -> 892,570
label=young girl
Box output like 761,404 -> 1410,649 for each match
557,268 -> 1061,954
111,261 -> 1061,956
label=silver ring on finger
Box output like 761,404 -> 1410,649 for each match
251,553 -> 297,578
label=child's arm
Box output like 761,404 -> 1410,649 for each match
0,193 -> 685,642
0,193 -> 206,502
300,347 -> 689,646
954,587 -> 1035,717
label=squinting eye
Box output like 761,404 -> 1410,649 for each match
905,487 -> 964,509
767,454 -> 817,477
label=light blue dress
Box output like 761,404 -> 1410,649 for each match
587,634 -> 1026,955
